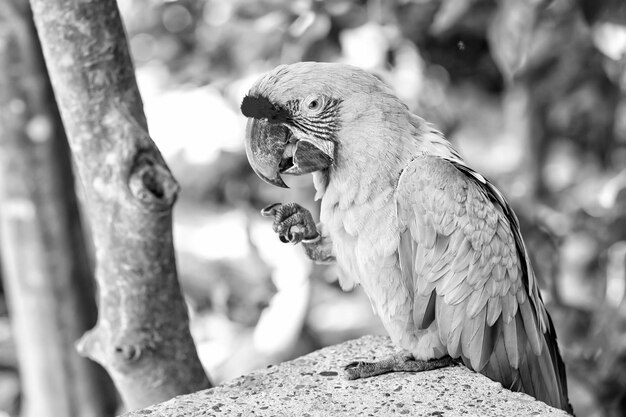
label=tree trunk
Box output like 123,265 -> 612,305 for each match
0,2 -> 118,416
28,0 -> 211,411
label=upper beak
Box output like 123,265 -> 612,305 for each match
244,118 -> 334,188
244,118 -> 289,188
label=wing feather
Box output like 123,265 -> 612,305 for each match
502,314 -> 523,368
519,298 -> 543,355
501,292 -> 518,323
433,233 -> 451,257
451,240 -> 472,271
486,296 -> 502,326
461,306 -> 486,370
479,317 -> 498,371
437,297 -> 464,357
466,285 -> 490,318
443,279 -> 473,305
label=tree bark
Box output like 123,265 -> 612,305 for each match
28,0 -> 211,410
0,2 -> 117,416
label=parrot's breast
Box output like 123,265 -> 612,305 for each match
319,179 -> 399,291
319,176 -> 446,359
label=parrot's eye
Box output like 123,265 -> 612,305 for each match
302,96 -> 325,115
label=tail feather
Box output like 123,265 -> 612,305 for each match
479,314 -> 573,414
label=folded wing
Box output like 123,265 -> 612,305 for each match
396,155 -> 571,412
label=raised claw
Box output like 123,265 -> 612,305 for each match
261,203 -> 282,217
260,202 -> 319,245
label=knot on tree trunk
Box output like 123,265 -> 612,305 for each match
129,151 -> 179,211
115,343 -> 143,362
79,325 -> 165,371
112,327 -> 161,367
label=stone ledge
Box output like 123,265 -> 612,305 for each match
125,335 -> 569,416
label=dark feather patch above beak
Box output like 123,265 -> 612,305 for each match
241,95 -> 290,124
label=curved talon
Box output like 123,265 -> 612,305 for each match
344,361 -> 363,370
301,233 -> 321,244
343,361 -> 367,380
261,203 -> 281,217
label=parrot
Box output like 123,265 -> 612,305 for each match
240,62 -> 572,413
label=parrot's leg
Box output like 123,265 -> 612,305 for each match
302,236 -> 335,264
343,353 -> 456,380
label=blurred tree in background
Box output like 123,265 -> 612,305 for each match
0,0 -> 625,416
0,1 -> 118,415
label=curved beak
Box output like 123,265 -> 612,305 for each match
244,118 -> 335,188
244,118 -> 289,188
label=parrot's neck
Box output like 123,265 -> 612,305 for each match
312,113 -> 462,203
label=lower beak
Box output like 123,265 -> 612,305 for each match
244,118 -> 334,188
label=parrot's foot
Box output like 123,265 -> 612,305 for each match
261,202 -> 319,244
343,353 -> 456,380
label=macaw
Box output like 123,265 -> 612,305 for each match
240,62 -> 572,413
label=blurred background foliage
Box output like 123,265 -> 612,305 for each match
1,0 -> 625,415
119,0 -> 625,416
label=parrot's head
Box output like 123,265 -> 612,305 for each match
241,62 -> 407,188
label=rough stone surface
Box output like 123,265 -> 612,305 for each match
125,335 -> 570,416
